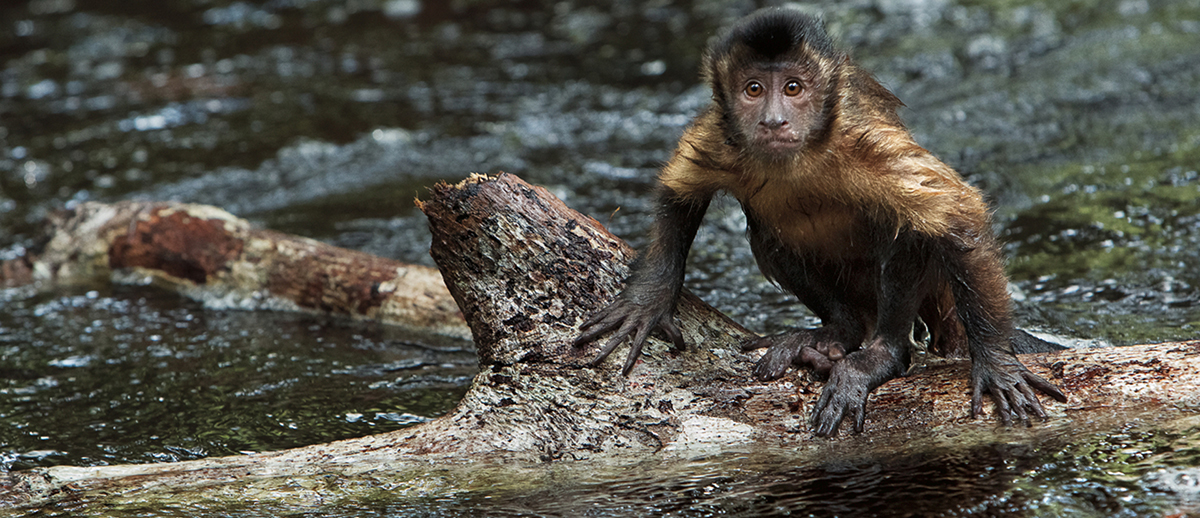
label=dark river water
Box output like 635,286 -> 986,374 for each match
2,0 -> 1200,515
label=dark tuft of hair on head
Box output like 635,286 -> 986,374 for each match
713,7 -> 835,62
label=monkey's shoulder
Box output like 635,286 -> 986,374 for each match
657,109 -> 740,199
867,149 -> 993,237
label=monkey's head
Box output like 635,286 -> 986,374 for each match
703,8 -> 843,162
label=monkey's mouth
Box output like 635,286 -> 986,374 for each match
759,136 -> 802,153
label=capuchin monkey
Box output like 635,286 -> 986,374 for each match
574,7 -> 1067,436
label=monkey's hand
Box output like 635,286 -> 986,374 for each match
970,357 -> 1067,426
573,286 -> 685,376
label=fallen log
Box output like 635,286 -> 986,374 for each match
0,200 -> 469,339
2,173 -> 1197,511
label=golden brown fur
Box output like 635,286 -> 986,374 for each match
660,61 -> 994,357
575,7 -> 1065,436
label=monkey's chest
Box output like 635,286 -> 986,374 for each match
740,197 -> 868,259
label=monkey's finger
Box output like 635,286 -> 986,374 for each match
811,388 -> 843,437
970,382 -> 985,419
815,405 -> 844,437
619,341 -> 645,377
574,326 -> 610,348
852,403 -> 866,434
741,335 -> 771,351
989,386 -> 1013,426
574,312 -> 625,347
618,323 -> 656,376
578,304 -> 616,329
589,324 -> 635,366
619,323 -> 656,376
1023,371 -> 1067,403
811,389 -> 832,423
1016,382 -> 1047,419
1006,388 -> 1031,426
659,318 -> 686,352
753,350 -> 794,381
582,300 -> 636,329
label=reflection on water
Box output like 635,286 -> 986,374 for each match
34,421 -> 1200,517
0,285 -> 474,471
2,0 -> 1200,515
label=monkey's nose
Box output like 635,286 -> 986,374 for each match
761,118 -> 789,130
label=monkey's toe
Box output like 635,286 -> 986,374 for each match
751,340 -> 808,380
752,357 -> 790,381
799,347 -> 834,377
741,335 -> 776,351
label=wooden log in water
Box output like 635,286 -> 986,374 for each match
2,174 -> 1197,510
0,200 -> 469,339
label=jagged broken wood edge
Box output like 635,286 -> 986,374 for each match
2,174 -> 1199,510
0,200 -> 469,339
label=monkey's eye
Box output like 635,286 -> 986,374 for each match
744,81 -> 764,98
784,80 -> 802,96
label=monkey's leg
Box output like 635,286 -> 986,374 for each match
810,240 -> 928,437
743,246 -> 872,381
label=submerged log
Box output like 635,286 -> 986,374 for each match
0,200 -> 469,339
2,174 -> 1198,510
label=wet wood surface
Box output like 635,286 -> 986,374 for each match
2,173 -> 1197,510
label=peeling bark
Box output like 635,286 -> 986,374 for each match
1,200 -> 469,339
2,174 -> 1198,510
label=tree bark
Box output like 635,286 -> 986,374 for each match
2,173 -> 1198,510
0,200 -> 469,339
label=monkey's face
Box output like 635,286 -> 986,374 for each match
727,64 -> 822,161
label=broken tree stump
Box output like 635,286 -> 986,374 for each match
2,173 -> 1198,511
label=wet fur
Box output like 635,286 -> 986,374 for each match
664,13 -> 996,357
576,7 -> 1065,435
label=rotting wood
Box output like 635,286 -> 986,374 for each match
0,200 -> 469,339
2,173 -> 1198,510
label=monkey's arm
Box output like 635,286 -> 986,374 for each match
946,235 -> 1068,424
575,108 -> 727,375
574,186 -> 711,375
888,153 -> 1069,423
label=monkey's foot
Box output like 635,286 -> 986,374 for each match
809,336 -> 910,436
810,359 -> 874,437
744,329 -> 847,380
970,358 -> 1068,426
